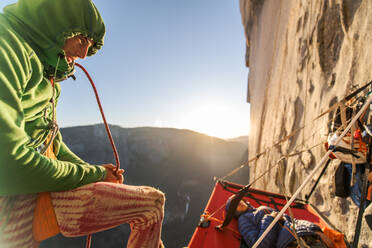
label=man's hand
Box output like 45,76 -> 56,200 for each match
269,211 -> 285,225
102,164 -> 124,184
269,211 -> 278,218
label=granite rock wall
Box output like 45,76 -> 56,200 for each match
240,0 -> 371,245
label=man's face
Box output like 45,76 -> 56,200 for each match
236,200 -> 251,212
63,35 -> 94,64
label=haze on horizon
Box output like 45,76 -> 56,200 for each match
0,0 -> 250,139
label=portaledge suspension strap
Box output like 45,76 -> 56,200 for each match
304,158 -> 331,202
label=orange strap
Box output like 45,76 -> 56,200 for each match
202,212 -> 242,239
32,141 -> 60,242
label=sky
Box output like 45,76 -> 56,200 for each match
0,0 -> 250,139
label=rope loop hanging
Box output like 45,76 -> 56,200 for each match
75,63 -> 121,248
75,63 -> 121,171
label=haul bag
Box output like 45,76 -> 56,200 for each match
335,162 -> 351,197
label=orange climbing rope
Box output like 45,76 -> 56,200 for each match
75,63 -> 121,248
75,63 -> 120,171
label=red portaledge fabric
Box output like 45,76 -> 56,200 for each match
188,181 -> 346,248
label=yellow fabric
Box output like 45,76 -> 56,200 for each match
32,142 -> 60,242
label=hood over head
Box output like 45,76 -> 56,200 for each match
3,0 -> 105,80
225,197 -> 253,218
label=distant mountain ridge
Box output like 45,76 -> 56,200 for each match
41,124 -> 248,248
227,135 -> 248,145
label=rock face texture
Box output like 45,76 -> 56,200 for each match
240,0 -> 371,245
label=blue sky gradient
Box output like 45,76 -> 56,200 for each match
1,0 -> 250,138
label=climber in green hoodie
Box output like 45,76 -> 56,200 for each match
0,1 -> 165,247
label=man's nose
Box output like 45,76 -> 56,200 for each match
78,44 -> 89,59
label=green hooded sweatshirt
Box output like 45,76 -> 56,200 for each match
0,0 -> 107,196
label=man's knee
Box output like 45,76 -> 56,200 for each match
139,186 -> 165,203
138,186 -> 165,218
153,189 -> 165,207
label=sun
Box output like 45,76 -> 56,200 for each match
177,104 -> 250,139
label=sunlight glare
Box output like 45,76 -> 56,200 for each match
178,104 -> 249,139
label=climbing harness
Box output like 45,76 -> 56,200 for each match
40,56 -> 61,155
33,56 -> 62,242
7,58 -> 63,244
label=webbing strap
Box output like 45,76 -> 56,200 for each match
218,184 -> 251,229
33,136 -> 60,242
221,81 -> 372,182
340,102 -> 347,130
316,80 -> 372,121
33,193 -> 59,242
206,215 -> 241,238
305,158 -> 331,202
351,109 -> 357,186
